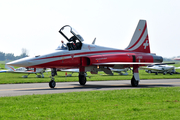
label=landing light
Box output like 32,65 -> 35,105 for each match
97,65 -> 99,69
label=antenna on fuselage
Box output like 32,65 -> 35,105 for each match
92,38 -> 96,44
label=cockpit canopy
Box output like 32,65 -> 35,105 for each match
59,25 -> 84,51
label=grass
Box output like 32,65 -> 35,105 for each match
0,63 -> 5,69
0,87 -> 180,119
0,61 -> 5,64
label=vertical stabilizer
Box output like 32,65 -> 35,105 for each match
126,20 -> 150,53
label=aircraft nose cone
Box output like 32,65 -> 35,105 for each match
6,61 -> 15,66
6,57 -> 32,67
7,60 -> 26,67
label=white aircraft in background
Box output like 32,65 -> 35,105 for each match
57,67 -> 129,76
110,68 -> 129,75
0,64 -> 49,78
140,63 -> 180,75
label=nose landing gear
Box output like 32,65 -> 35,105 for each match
49,78 -> 56,88
49,68 -> 57,88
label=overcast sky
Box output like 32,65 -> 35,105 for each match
0,0 -> 180,58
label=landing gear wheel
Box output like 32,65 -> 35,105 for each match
49,79 -> 56,88
79,74 -> 87,85
163,72 -> 167,75
131,76 -> 139,87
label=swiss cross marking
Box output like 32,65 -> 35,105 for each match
143,40 -> 149,49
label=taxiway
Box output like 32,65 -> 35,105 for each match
0,79 -> 180,97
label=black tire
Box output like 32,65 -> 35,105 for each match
79,74 -> 87,85
155,72 -> 158,75
49,80 -> 56,88
131,76 -> 139,87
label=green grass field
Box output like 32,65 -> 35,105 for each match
1,62 -> 180,119
0,62 -> 5,69
0,87 -> 180,119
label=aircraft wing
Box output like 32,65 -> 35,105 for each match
93,62 -> 157,66
0,70 -> 9,73
140,67 -> 163,71
0,70 -> 47,74
141,66 -> 175,72
60,69 -> 79,73
0,71 -> 38,74
0,68 -> 33,73
111,68 -> 129,72
175,67 -> 180,69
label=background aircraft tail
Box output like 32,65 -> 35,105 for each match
5,59 -> 16,71
126,20 -> 150,53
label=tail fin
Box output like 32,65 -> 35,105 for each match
126,20 -> 150,53
5,59 -> 16,71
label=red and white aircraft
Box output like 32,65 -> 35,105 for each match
174,58 -> 180,61
7,20 -> 163,88
0,64 -> 48,78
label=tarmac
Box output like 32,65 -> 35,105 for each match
0,79 -> 180,97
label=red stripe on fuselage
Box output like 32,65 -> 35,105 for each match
34,50 -> 130,61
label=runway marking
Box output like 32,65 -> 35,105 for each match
1,82 -> 180,92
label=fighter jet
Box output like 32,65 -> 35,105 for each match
7,20 -> 163,88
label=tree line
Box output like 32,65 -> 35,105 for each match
0,48 -> 28,61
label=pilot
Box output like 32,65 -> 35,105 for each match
57,40 -> 67,50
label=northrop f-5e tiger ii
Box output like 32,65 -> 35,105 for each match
7,20 -> 163,88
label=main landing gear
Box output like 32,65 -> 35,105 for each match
79,72 -> 87,85
131,75 -> 139,87
49,68 -> 57,88
131,65 -> 140,87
